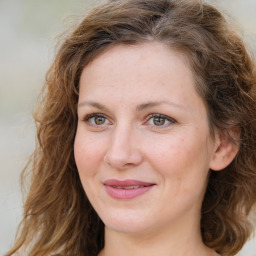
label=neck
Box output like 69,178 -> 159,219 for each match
99,215 -> 219,256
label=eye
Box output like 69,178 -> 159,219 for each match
146,114 -> 176,127
83,113 -> 111,126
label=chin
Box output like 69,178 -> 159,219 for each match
100,209 -> 153,234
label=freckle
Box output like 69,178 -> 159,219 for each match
179,137 -> 185,143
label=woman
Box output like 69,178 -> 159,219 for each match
7,0 -> 256,255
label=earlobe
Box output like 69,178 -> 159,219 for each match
209,129 -> 240,171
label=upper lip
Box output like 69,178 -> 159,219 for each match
103,179 -> 155,187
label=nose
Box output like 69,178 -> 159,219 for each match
104,124 -> 143,170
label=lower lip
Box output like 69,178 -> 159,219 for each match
104,185 -> 155,200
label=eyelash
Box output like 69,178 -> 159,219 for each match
83,113 -> 111,127
145,114 -> 176,128
82,113 -> 176,128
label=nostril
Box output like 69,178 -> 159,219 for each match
104,151 -> 143,169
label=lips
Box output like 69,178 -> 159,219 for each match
103,179 -> 156,199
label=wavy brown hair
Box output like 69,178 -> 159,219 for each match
7,0 -> 256,255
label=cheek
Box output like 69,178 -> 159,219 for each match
156,139 -> 210,210
74,128 -> 105,177
145,132 -> 211,186
146,135 -> 197,168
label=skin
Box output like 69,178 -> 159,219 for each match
74,42 -> 237,256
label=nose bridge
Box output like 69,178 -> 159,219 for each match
104,121 -> 142,168
112,122 -> 131,149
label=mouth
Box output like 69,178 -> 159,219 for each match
111,185 -> 145,189
103,179 -> 156,200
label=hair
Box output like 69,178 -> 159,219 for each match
7,0 -> 256,256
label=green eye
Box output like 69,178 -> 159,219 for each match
147,114 -> 176,128
94,116 -> 106,125
84,114 -> 110,126
153,117 -> 166,126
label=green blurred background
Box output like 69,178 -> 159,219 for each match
0,0 -> 255,254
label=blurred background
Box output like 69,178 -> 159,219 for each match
0,0 -> 255,255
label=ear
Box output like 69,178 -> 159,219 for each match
209,128 -> 240,171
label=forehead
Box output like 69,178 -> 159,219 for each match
84,41 -> 190,71
78,42 -> 207,118
80,42 -> 194,92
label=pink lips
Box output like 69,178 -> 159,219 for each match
103,179 -> 155,200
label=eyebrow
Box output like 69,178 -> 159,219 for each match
135,101 -> 184,111
78,101 -> 110,112
78,100 -> 184,111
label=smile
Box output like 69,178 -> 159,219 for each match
112,185 -> 142,189
103,179 -> 156,200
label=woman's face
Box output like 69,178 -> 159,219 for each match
74,42 -> 218,235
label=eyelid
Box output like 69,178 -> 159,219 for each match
83,113 -> 106,121
145,113 -> 176,127
82,113 -> 112,126
81,112 -> 176,128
